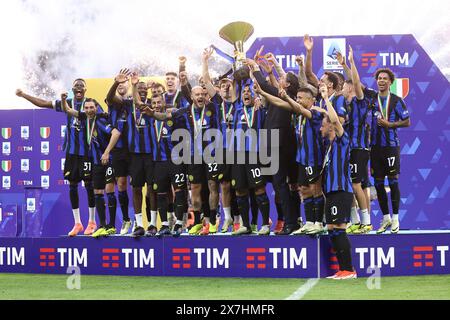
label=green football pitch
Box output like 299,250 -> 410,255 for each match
0,273 -> 449,300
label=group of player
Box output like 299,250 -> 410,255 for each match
16,35 -> 410,279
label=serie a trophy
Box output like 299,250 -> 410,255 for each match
219,21 -> 254,81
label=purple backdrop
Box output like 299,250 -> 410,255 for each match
0,34 -> 449,236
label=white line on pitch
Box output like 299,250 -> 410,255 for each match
285,278 -> 320,300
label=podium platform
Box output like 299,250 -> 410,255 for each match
0,231 -> 449,278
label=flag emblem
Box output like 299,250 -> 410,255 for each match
390,78 -> 409,99
40,127 -> 51,139
1,128 -> 11,139
40,160 -> 51,172
1,160 -> 11,172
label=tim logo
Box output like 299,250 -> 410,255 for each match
21,126 -> 29,140
246,247 -> 307,269
171,247 -> 229,269
61,125 -> 66,138
0,247 -> 25,266
361,53 -> 377,67
361,52 -> 410,67
101,248 -> 155,269
102,248 -> 120,268
171,248 -> 192,269
39,248 -> 56,267
39,247 -> 87,268
246,248 -> 267,269
413,246 -> 449,268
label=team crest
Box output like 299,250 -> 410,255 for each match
153,183 -> 158,190
167,120 -> 173,127
206,111 -> 212,117
189,175 -> 194,182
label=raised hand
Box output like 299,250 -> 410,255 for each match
146,80 -> 155,90
258,59 -> 273,74
244,58 -> 258,71
303,34 -> 314,51
61,92 -> 68,101
336,51 -> 346,66
319,84 -> 328,99
179,56 -> 187,65
253,81 -> 262,94
115,68 -> 131,83
295,55 -> 304,67
254,45 -> 265,60
348,45 -> 354,64
130,72 -> 139,86
278,88 -> 288,100
264,52 -> 277,65
254,96 -> 262,110
15,89 -> 24,97
179,71 -> 188,86
202,47 -> 214,62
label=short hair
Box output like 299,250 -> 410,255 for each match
219,78 -> 233,86
375,68 -> 395,83
72,78 -> 86,85
137,81 -> 147,87
333,72 -> 345,84
151,94 -> 164,101
344,79 -> 353,85
165,72 -> 178,78
324,71 -> 339,90
297,87 -> 315,97
84,98 -> 98,105
152,82 -> 165,89
286,71 -> 299,95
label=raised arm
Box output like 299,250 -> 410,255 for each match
254,82 -> 291,111
15,89 -> 53,109
201,47 -> 218,98
101,128 -> 121,165
320,84 -> 344,137
348,45 -> 364,100
106,68 -> 131,106
131,72 -> 143,106
265,52 -> 286,80
180,71 -> 193,104
280,89 -> 314,119
336,52 -> 352,81
61,92 -> 79,118
246,58 -> 279,96
303,34 -> 320,88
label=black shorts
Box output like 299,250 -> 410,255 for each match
297,164 -> 322,186
92,164 -> 114,190
187,163 -> 207,185
370,146 -> 401,178
231,163 -> 266,190
325,191 -> 353,225
217,164 -> 232,182
111,148 -> 130,178
152,161 -> 187,192
350,149 -> 370,184
63,154 -> 92,183
129,153 -> 153,187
